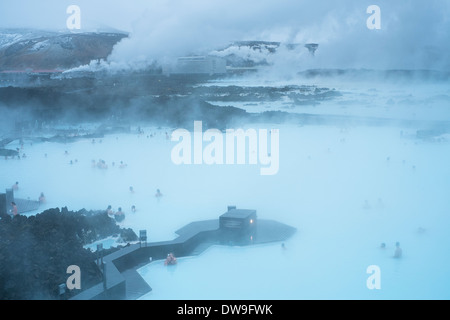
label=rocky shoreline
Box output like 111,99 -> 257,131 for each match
0,207 -> 137,300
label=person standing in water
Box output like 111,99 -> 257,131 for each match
164,253 -> 177,266
394,242 -> 402,258
155,189 -> 163,198
115,207 -> 125,222
11,202 -> 18,217
106,205 -> 114,216
39,192 -> 46,204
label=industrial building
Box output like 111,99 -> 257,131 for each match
163,56 -> 227,76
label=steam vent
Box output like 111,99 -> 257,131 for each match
71,206 -> 296,300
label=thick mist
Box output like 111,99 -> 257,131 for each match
1,0 -> 450,301
4,1 -> 446,72
2,104 -> 450,299
107,0 -> 450,71
110,1 -> 450,70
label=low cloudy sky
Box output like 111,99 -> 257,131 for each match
0,0 -> 449,70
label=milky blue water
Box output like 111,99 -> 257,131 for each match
1,77 -> 449,300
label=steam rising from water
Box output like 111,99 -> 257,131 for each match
23,0 -> 445,73
1,0 -> 450,300
116,0 -> 447,72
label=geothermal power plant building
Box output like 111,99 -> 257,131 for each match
164,56 -> 227,76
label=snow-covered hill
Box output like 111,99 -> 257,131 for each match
0,29 -> 128,71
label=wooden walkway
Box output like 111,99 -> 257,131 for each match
72,216 -> 297,300
15,198 -> 40,214
122,219 -> 296,299
121,268 -> 152,300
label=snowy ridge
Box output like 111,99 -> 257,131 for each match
0,28 -> 128,71
0,29 -> 60,50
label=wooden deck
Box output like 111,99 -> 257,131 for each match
121,268 -> 152,300
15,198 -> 40,214
72,214 -> 297,300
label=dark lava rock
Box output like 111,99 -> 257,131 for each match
119,228 -> 138,243
0,148 -> 19,156
0,207 -> 137,300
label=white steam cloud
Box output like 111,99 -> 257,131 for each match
2,0 -> 448,71
106,0 -> 450,72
